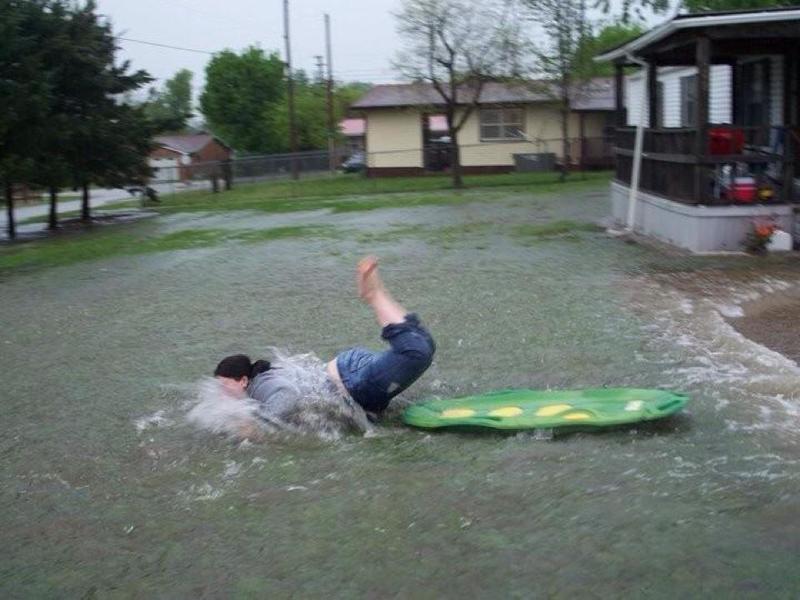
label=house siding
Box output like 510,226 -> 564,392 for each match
365,109 -> 423,169
193,140 -> 232,163
363,105 -> 609,171
459,105 -> 578,166
149,138 -> 231,181
625,57 -> 783,127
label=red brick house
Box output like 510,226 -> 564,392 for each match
149,133 -> 233,182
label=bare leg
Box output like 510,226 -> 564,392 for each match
326,256 -> 407,390
357,256 -> 407,327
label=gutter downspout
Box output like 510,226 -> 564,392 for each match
626,53 -> 648,232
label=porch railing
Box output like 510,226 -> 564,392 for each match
614,125 -> 798,204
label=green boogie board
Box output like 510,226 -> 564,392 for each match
402,388 -> 688,430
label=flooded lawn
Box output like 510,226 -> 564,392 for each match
1,180 -> 799,597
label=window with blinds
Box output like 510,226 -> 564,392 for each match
479,108 -> 526,140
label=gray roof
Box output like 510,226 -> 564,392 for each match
571,77 -> 615,111
154,133 -> 225,155
595,7 -> 800,62
350,78 -> 614,111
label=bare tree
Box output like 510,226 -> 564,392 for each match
394,0 -> 528,188
522,0 -> 590,181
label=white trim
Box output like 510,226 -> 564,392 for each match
595,9 -> 800,62
157,144 -> 191,156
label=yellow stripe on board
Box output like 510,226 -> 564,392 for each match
535,404 -> 572,417
564,412 -> 592,420
488,407 -> 523,417
441,408 -> 476,418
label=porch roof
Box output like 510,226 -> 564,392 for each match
595,6 -> 800,64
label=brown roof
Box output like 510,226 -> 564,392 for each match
154,133 -> 228,155
350,78 -> 614,111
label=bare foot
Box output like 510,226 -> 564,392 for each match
357,256 -> 382,301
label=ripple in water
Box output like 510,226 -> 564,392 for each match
186,350 -> 372,441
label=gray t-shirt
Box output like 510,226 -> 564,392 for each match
246,363 -> 372,435
247,369 -> 302,424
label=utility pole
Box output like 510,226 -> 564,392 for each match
314,55 -> 325,84
283,0 -> 299,179
325,13 -> 336,173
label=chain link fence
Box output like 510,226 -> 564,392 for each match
144,136 -> 614,197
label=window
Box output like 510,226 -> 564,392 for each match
480,108 -> 525,140
737,59 -> 771,126
680,75 -> 697,127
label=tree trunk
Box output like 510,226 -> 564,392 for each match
5,182 -> 15,240
81,182 -> 90,222
560,102 -> 570,183
48,186 -> 58,230
450,129 -> 463,189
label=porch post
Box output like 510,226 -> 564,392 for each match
648,61 -> 659,129
615,62 -> 626,127
694,36 -> 710,204
782,51 -> 796,203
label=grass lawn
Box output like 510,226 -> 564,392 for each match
17,171 -> 611,225
130,170 -> 612,215
1,170 -> 612,274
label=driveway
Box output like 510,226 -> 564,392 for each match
0,181 -> 210,238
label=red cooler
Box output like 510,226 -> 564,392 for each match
729,177 -> 757,203
709,127 -> 744,155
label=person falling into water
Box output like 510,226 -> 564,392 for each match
212,256 -> 436,437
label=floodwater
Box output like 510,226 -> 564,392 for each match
2,185 -> 799,597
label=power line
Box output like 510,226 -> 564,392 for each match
140,0 -> 271,34
116,36 -> 215,55
115,36 -> 398,82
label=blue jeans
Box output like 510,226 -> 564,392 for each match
336,314 -> 435,413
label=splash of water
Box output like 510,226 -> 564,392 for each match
626,273 -> 800,435
185,378 -> 261,437
186,350 -> 372,441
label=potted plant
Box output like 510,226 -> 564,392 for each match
743,219 -> 776,254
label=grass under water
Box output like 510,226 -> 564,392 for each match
1,176 -> 800,597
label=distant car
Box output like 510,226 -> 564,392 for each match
340,152 -> 366,173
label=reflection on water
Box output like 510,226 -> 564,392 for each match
2,187 -> 800,597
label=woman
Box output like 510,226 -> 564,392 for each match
213,257 -> 436,430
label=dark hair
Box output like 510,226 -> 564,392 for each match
213,354 -> 270,380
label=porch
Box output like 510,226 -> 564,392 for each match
597,7 -> 800,252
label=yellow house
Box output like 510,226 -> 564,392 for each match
350,78 -> 615,176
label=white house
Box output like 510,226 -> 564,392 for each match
624,59 -> 784,129
596,7 -> 800,253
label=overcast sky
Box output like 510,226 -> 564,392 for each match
95,0 -> 660,100
96,0 -> 405,98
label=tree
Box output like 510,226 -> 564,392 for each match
267,76 -> 373,152
144,69 -> 193,130
574,22 -> 646,78
0,0 -> 55,238
523,0 -> 590,181
394,0 -> 528,188
1,0 -> 159,233
200,47 -> 285,153
57,0 -> 154,221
